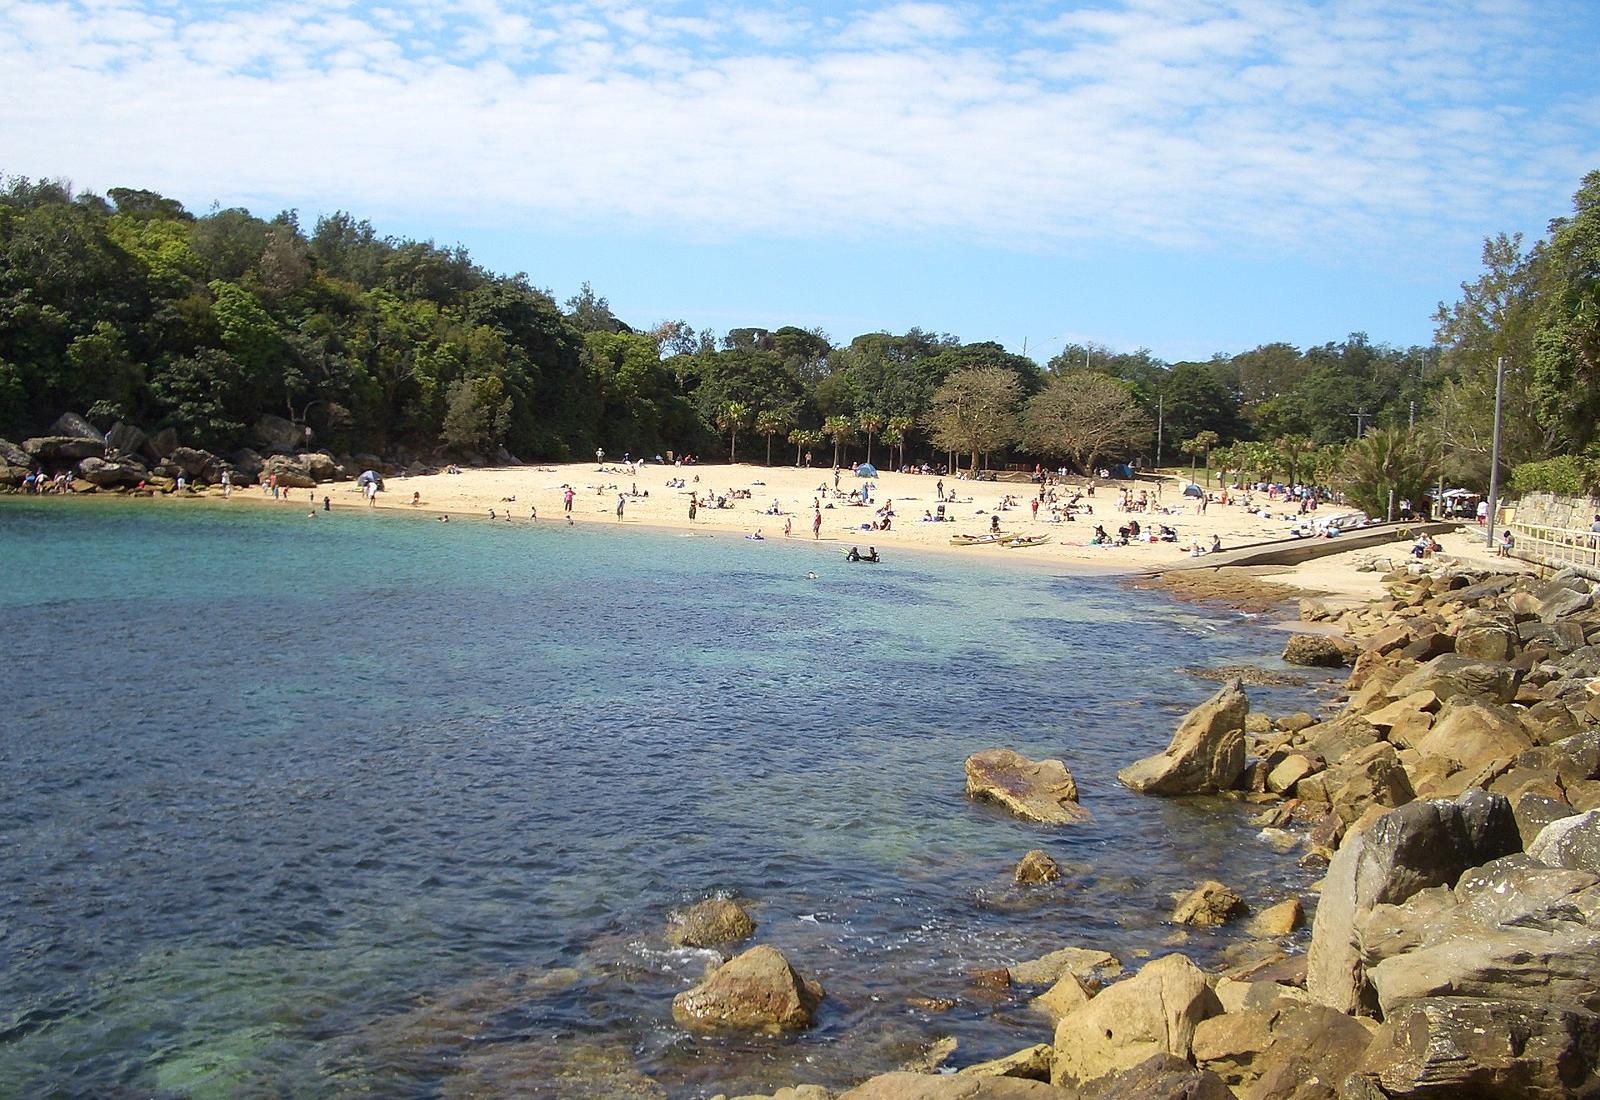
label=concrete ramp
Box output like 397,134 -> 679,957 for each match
1152,520 -> 1461,574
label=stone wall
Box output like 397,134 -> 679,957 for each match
1513,491 -> 1600,531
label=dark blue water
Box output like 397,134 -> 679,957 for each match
0,498 -> 1321,1098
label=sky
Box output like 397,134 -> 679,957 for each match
3,0 -> 1598,363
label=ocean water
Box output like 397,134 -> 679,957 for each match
0,498 -> 1325,1099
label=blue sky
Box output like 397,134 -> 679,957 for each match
4,0 -> 1597,362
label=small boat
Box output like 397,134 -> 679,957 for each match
1001,534 -> 1051,548
951,533 -> 1005,546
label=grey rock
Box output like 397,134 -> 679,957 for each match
1529,810 -> 1600,875
1306,790 -> 1520,1014
1351,996 -> 1600,1098
50,412 -> 103,441
22,435 -> 104,462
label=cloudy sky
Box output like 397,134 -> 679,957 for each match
4,0 -> 1597,361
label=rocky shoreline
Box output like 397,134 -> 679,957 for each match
687,560 -> 1600,1099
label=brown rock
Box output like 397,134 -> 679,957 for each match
1013,849 -> 1061,884
1249,898 -> 1303,937
1242,1004 -> 1377,1100
965,749 -> 1090,824
1032,971 -> 1093,1023
1008,946 -> 1121,987
1414,700 -> 1535,776
1050,954 -> 1222,1085
671,945 -> 823,1031
1118,681 -> 1249,795
1075,1054 -> 1232,1100
1329,742 -> 1415,824
839,1072 -> 1056,1098
1267,754 -> 1320,795
1283,634 -> 1349,668
1352,996 -> 1600,1099
1171,881 -> 1246,927
666,897 -> 756,948
957,1044 -> 1052,1081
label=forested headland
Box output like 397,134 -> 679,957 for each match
2,169 -> 1596,507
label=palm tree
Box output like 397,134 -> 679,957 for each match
1179,430 -> 1220,483
858,411 -> 885,466
1337,427 -> 1440,517
881,427 -> 903,469
788,427 -> 818,467
887,414 -> 914,467
823,415 -> 855,467
717,401 -> 751,463
755,410 -> 791,467
1275,434 -> 1314,486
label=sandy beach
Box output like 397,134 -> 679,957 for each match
234,460 -> 1341,569
224,459 -> 1516,594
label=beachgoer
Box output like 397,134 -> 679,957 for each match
1211,534 -> 1223,553
1499,528 -> 1514,557
616,493 -> 625,519
812,510 -> 822,539
990,514 -> 1001,534
323,496 -> 330,512
412,491 -> 420,505
866,547 -> 879,562
847,546 -> 860,561
563,487 -> 575,513
596,447 -> 605,465
784,516 -> 792,537
530,506 -> 538,520
1477,500 -> 1489,525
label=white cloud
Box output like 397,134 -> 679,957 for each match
0,0 -> 1593,264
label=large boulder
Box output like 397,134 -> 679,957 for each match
1413,700 -> 1535,777
103,421 -> 149,460
1192,1003 -> 1372,1099
148,427 -> 178,459
1389,653 -> 1524,705
50,412 -> 103,441
1118,681 -> 1248,795
965,749 -> 1089,824
665,897 -> 756,948
1282,635 -> 1348,668
254,413 -> 305,450
1074,1054 -> 1232,1100
167,446 -> 225,482
260,454 -> 318,489
670,945 -> 823,1032
0,437 -> 29,467
1306,790 -> 1521,1014
1528,809 -> 1600,875
23,435 -> 104,462
1050,954 -> 1221,1086
76,455 -> 147,487
1329,741 -> 1415,824
304,451 -> 341,481
1534,578 -> 1595,624
1350,997 -> 1600,1098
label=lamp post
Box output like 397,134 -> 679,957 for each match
1486,356 -> 1506,549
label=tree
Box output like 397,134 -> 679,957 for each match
788,426 -> 823,467
1178,430 -> 1219,480
717,401 -> 751,462
1159,363 -> 1242,443
858,410 -> 885,465
924,367 -> 1021,473
755,409 -> 791,466
1336,427 -> 1441,518
441,374 -> 512,451
886,414 -> 915,467
822,414 -> 855,467
1531,170 -> 1600,451
1275,434 -> 1314,486
1021,371 -> 1151,474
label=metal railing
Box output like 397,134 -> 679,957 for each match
1508,520 -> 1600,578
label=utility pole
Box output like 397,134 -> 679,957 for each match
1352,410 -> 1371,438
1155,394 -> 1164,468
1408,401 -> 1415,430
1486,355 -> 1506,548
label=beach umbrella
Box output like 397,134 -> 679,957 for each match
856,463 -> 878,478
1183,482 -> 1204,497
358,470 -> 380,486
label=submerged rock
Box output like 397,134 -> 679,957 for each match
666,897 -> 756,948
1013,849 -> 1061,884
1171,881 -> 1246,927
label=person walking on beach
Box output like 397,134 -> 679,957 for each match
616,493 -> 625,519
784,515 -> 792,537
563,486 -> 575,514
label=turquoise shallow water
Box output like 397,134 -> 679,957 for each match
0,498 -> 1322,1098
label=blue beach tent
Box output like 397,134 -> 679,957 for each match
856,463 -> 879,478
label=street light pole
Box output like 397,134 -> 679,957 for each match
1486,355 -> 1506,548
1155,394 -> 1164,467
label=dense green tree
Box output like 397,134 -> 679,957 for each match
1336,427 -> 1441,518
1531,170 -> 1600,451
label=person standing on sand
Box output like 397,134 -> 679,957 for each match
812,510 -> 822,539
563,486 -> 575,514
323,496 -> 330,512
616,493 -> 625,519
784,516 -> 792,537
689,494 -> 698,521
